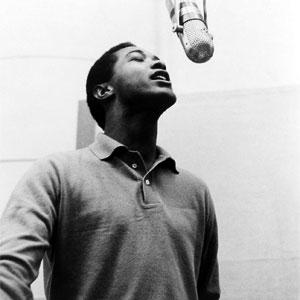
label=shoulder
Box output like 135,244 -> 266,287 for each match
176,167 -> 210,193
33,147 -> 95,168
23,147 -> 98,182
175,167 -> 216,212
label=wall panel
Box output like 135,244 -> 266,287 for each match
158,85 -> 300,298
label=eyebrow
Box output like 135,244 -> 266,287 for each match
126,49 -> 160,61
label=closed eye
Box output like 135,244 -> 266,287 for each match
129,54 -> 145,62
126,50 -> 146,62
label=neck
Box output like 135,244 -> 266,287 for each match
104,110 -> 159,170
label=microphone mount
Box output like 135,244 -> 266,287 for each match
171,0 -> 208,34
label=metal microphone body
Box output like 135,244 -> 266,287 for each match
166,0 -> 214,63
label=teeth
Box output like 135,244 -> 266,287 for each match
156,75 -> 166,80
152,71 -> 169,81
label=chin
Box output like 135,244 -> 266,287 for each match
159,88 -> 177,104
151,90 -> 177,113
125,88 -> 177,113
164,92 -> 177,107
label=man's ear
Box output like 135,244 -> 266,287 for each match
93,83 -> 114,101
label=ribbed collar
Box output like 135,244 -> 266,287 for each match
89,133 -> 179,174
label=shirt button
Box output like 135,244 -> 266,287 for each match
145,179 -> 151,185
131,163 -> 138,169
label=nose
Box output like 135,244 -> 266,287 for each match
150,58 -> 166,70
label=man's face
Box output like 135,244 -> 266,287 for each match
109,46 -> 176,114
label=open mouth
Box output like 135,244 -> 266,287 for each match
150,70 -> 170,82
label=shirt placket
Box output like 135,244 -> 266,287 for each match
120,151 -> 164,208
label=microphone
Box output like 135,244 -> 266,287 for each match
165,0 -> 214,63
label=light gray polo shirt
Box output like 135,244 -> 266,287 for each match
0,133 -> 220,300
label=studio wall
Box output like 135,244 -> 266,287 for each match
158,86 -> 300,299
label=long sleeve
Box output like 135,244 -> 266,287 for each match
197,188 -> 220,300
0,158 -> 59,300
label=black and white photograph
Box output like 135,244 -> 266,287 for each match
0,1 -> 299,299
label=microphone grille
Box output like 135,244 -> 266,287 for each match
183,19 -> 214,63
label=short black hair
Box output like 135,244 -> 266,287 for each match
86,42 -> 136,129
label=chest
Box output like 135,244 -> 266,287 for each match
56,162 -> 203,248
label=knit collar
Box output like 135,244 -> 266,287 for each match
89,133 -> 179,174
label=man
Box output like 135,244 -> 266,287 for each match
0,42 -> 220,299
